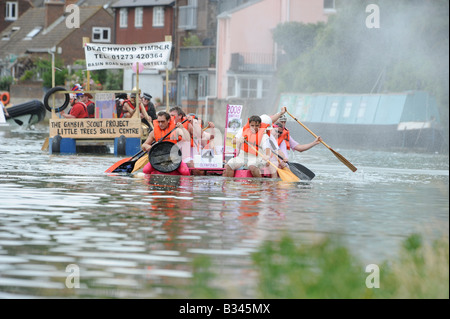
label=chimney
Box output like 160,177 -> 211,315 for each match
45,0 -> 65,28
65,0 -> 79,7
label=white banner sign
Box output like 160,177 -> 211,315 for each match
84,41 -> 172,70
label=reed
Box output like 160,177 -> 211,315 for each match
187,233 -> 449,299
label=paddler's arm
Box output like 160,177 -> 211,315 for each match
200,122 -> 215,148
60,109 -> 77,119
292,136 -> 322,152
270,106 -> 287,124
176,122 -> 191,141
142,131 -> 155,152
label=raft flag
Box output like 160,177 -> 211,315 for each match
84,41 -> 172,71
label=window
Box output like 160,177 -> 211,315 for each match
153,6 -> 164,27
261,80 -> 270,98
323,0 -> 335,10
119,8 -> 128,28
23,26 -> 42,40
199,75 -> 208,98
343,102 -> 352,118
324,0 -> 336,12
178,0 -> 197,30
240,79 -> 257,99
329,101 -> 338,117
227,76 -> 235,97
135,7 -> 143,28
357,102 -> 366,118
5,1 -> 18,21
181,75 -> 188,97
92,27 -> 111,43
2,26 -> 20,41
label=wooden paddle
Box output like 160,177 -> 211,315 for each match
128,103 -> 155,173
41,137 -> 49,151
139,101 -> 154,130
267,139 -> 315,180
243,139 -> 300,182
105,149 -> 145,173
286,110 -> 357,172
131,151 -> 149,173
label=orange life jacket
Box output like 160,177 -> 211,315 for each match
278,128 -> 290,150
240,126 -> 266,156
153,118 -> 180,144
242,121 -> 271,136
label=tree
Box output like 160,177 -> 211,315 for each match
272,22 -> 325,59
273,0 -> 448,124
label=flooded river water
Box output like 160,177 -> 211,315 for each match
0,124 -> 448,298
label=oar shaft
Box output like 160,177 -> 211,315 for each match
243,140 -> 279,171
286,110 -> 332,150
139,102 -> 154,129
286,110 -> 357,172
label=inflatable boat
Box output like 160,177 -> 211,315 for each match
5,100 -> 46,128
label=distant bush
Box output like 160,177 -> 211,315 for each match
185,233 -> 449,299
0,76 -> 13,91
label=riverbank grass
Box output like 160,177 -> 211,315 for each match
189,233 -> 449,299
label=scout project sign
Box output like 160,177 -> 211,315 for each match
84,41 -> 172,70
49,118 -> 141,138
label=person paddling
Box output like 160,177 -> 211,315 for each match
223,115 -> 274,178
141,111 -> 191,175
275,114 -> 322,158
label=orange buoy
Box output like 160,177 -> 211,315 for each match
1,92 -> 10,105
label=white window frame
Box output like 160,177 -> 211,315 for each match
181,75 -> 188,98
261,79 -> 270,98
135,7 -> 143,28
235,78 -> 270,99
119,8 -> 128,28
5,1 -> 18,21
343,102 -> 352,118
240,78 -> 258,99
153,6 -> 164,27
23,26 -> 42,40
357,102 -> 366,118
324,0 -> 336,13
199,75 -> 208,98
92,27 -> 111,43
329,102 -> 338,117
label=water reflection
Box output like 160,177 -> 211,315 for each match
0,126 -> 448,298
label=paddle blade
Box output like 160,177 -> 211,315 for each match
330,148 -> 357,172
288,162 -> 315,181
41,137 -> 49,151
131,154 -> 149,173
278,167 -> 300,182
105,156 -> 132,173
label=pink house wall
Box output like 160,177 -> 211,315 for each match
217,0 -> 330,98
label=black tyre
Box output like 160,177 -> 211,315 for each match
43,87 -> 70,113
116,135 -> 127,156
51,135 -> 62,153
148,141 -> 182,173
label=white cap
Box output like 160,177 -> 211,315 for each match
260,114 -> 272,127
